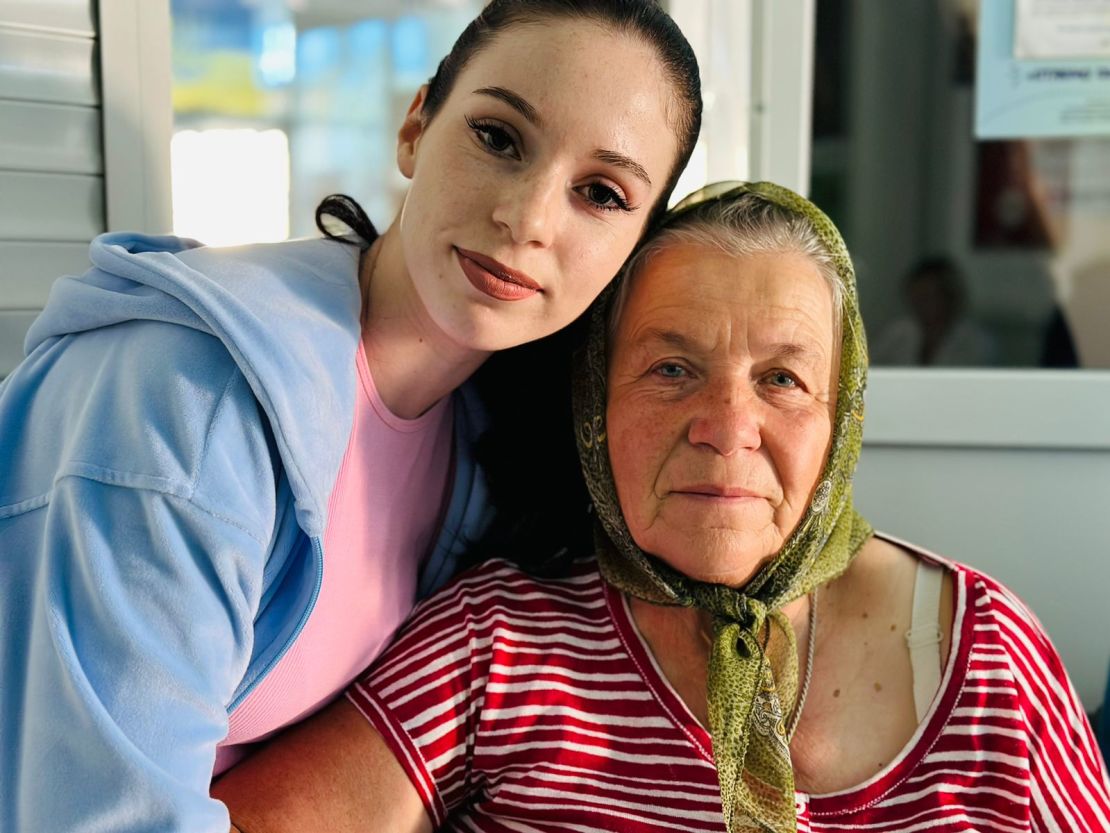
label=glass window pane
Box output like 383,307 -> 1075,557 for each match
169,0 -> 483,246
810,0 -> 1110,369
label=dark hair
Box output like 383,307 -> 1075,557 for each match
461,310 -> 596,575
316,0 -> 701,245
314,193 -> 379,247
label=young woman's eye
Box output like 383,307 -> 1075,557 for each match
466,117 -> 519,158
580,182 -> 632,213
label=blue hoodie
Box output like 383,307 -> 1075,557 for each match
0,232 -> 490,832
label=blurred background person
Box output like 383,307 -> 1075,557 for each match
871,255 -> 996,367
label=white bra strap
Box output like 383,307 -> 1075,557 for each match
905,559 -> 944,723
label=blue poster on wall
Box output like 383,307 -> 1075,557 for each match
976,0 -> 1110,139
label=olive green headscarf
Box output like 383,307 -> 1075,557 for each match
572,182 -> 873,833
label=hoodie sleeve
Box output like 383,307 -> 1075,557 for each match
1,326 -> 278,832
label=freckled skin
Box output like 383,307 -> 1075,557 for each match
606,246 -> 837,586
361,18 -> 682,420
394,19 -> 680,354
789,537 -> 954,795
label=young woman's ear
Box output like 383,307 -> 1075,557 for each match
397,85 -> 430,179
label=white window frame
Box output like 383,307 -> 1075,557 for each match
97,0 -> 173,233
748,0 -> 815,196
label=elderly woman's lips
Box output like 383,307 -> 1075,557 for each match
672,486 -> 761,500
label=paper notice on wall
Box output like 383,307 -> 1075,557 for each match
977,0 -> 1110,137
1015,0 -> 1110,60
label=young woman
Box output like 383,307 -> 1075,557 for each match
0,2 -> 701,831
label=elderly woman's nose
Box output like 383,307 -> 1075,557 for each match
491,168 -> 561,247
685,384 -> 762,456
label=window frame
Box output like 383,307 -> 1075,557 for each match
98,0 -> 173,233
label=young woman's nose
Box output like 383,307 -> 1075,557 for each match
686,382 -> 762,456
491,169 -> 561,247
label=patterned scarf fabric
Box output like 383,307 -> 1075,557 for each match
572,182 -> 873,833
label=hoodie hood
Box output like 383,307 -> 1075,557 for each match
26,232 -> 363,538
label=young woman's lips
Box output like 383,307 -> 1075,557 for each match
455,247 -> 541,302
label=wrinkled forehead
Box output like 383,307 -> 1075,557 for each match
608,241 -> 841,362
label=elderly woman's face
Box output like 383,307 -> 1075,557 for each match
606,243 -> 837,587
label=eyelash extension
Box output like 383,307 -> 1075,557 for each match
585,182 -> 634,213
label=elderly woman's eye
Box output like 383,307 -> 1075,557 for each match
654,363 -> 687,379
767,371 -> 799,388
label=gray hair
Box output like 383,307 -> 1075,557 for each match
607,191 -> 844,339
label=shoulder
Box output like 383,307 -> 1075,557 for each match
827,534 -> 928,620
888,535 -> 1049,642
947,317 -> 997,355
415,557 -> 606,624
950,558 -> 1059,661
2,317 -> 278,537
870,317 -> 920,363
175,236 -> 360,288
381,558 -> 608,673
867,535 -> 1064,679
357,558 -> 608,712
827,534 -> 959,670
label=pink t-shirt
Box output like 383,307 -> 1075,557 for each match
214,341 -> 454,774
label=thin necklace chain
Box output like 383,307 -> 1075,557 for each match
785,587 -> 818,741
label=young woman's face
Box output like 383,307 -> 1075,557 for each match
396,18 -> 680,352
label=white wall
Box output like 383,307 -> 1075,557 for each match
859,369 -> 1110,709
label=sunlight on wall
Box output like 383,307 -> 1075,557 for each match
671,140 -> 709,208
171,128 -> 290,246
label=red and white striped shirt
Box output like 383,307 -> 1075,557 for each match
347,548 -> 1110,832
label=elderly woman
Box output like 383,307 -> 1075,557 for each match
214,183 -> 1110,832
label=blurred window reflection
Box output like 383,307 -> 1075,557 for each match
172,129 -> 290,245
810,0 -> 1110,369
169,0 -> 482,247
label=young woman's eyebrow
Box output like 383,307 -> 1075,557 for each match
473,86 -> 651,187
473,86 -> 542,127
594,150 -> 651,187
